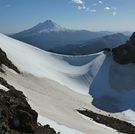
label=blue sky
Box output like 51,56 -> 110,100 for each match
0,0 -> 134,33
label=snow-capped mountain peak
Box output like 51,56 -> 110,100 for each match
29,20 -> 67,33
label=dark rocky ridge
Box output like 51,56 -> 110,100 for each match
77,109 -> 135,134
0,48 -> 20,74
0,88 -> 38,133
0,78 -> 57,134
112,32 -> 135,64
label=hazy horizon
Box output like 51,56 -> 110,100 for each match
0,0 -> 134,33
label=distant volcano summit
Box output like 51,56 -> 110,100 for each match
27,20 -> 67,33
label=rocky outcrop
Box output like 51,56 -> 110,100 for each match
0,48 -> 20,74
112,32 -> 135,64
0,88 -> 38,133
35,125 -> 57,134
0,87 -> 57,134
0,77 -> 57,134
77,109 -> 135,134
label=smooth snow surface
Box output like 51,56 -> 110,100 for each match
0,33 -> 105,95
1,33 -> 135,134
38,115 -> 84,134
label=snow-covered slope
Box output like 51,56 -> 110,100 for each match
1,33 -> 135,133
0,33 -> 106,94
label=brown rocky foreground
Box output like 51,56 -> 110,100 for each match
0,47 -> 58,134
0,78 -> 57,134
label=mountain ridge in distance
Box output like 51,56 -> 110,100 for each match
11,20 -> 113,50
50,33 -> 129,55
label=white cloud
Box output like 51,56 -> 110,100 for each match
71,0 -> 117,16
105,6 -> 117,16
71,0 -> 86,11
92,1 -> 102,6
78,5 -> 86,10
105,7 -> 111,10
98,1 -> 103,4
72,0 -> 83,4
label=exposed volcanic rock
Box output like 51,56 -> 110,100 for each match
0,48 -> 20,74
0,77 -> 57,134
112,32 -> 135,64
35,125 -> 57,134
0,88 -> 38,133
0,87 -> 57,134
130,32 -> 135,43
77,109 -> 135,134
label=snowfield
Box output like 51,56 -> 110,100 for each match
0,33 -> 135,133
0,33 -> 106,95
